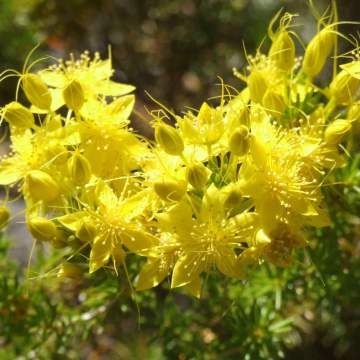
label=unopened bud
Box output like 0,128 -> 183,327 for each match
269,30 -> 295,72
68,153 -> 91,185
77,219 -> 97,243
0,206 -> 10,230
155,123 -> 184,156
26,170 -> 59,202
324,119 -> 352,145
154,180 -> 186,202
330,70 -> 360,105
248,71 -> 267,103
58,263 -> 84,279
22,74 -> 52,110
51,230 -> 68,249
262,89 -> 286,117
348,103 -> 360,122
28,217 -> 58,241
3,102 -> 34,128
197,102 -> 224,144
229,126 -> 250,156
238,106 -> 250,127
186,162 -> 209,190
303,28 -> 336,77
67,235 -> 83,251
63,80 -> 85,111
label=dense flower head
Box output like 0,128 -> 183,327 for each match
0,5 -> 359,298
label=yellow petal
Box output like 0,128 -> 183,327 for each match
118,190 -> 150,220
90,59 -> 113,80
95,81 -> 135,97
250,136 -> 268,168
89,235 -> 111,273
0,160 -> 24,185
97,184 -> 118,208
215,248 -> 238,278
157,201 -> 193,237
39,69 -> 66,88
136,257 -> 170,291
200,184 -> 224,222
106,95 -> 135,122
57,212 -> 87,232
341,61 -> 360,80
121,229 -> 155,254
304,208 -> 331,227
171,253 -> 202,289
183,277 -> 202,298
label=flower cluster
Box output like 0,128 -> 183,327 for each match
0,10 -> 359,297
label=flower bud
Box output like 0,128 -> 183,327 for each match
247,70 -> 267,103
329,70 -> 360,105
67,235 -> 84,251
22,74 -> 52,110
197,103 -> 224,144
262,89 -> 286,117
68,153 -> 91,185
62,79 -> 85,111
269,30 -> 295,72
76,219 -> 97,243
303,28 -> 336,77
229,126 -> 250,156
51,230 -> 68,249
0,206 -> 10,230
238,106 -> 250,127
3,102 -> 34,128
348,103 -> 360,122
186,162 -> 209,190
28,217 -> 58,242
26,170 -> 59,202
324,119 -> 352,145
58,263 -> 84,279
224,188 -> 243,209
154,180 -> 186,202
154,123 -> 184,155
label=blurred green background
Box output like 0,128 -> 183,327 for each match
1,0 -> 360,109
1,1 -> 360,359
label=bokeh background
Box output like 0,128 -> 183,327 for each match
1,1 -> 360,359
1,0 -> 360,110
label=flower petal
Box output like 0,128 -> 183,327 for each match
136,257 -> 170,291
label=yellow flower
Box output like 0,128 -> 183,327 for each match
39,52 -> 135,105
159,186 -> 258,297
78,99 -> 147,182
136,233 -> 179,291
1,7 -> 359,296
59,183 -> 155,273
177,102 -> 225,146
240,115 -> 329,230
